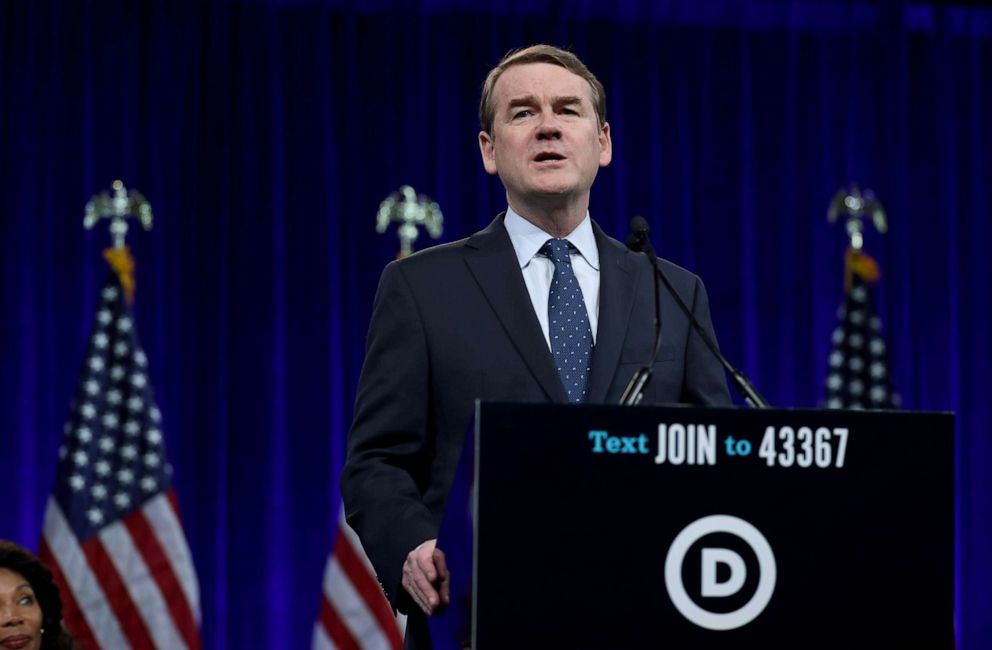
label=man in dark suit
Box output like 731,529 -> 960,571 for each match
341,44 -> 731,647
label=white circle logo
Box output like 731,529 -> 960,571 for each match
664,514 -> 777,630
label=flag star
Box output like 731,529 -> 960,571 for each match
127,396 -> 144,411
111,366 -> 126,381
121,445 -> 137,460
870,386 -> 888,402
91,484 -> 107,500
851,286 -> 867,303
147,429 -> 162,444
870,362 -> 886,378
87,508 -> 104,525
893,393 -> 903,407
165,464 -> 174,476
848,357 -> 865,372
88,356 -> 105,372
84,380 -> 100,395
102,413 -> 119,429
113,341 -> 129,357
827,374 -> 843,390
73,450 -> 89,466
106,389 -> 122,405
93,332 -> 109,349
114,493 -> 131,509
849,333 -> 864,348
69,475 -> 86,491
80,403 -> 97,419
102,286 -> 119,301
829,351 -> 843,368
99,437 -> 114,453
58,445 -> 67,459
826,397 -> 843,409
850,310 -> 865,325
140,477 -> 157,493
77,426 -> 92,442
144,453 -> 160,468
150,407 -> 161,423
95,460 -> 111,476
870,339 -> 886,354
130,373 -> 147,388
850,380 -> 865,395
118,469 -> 134,484
97,309 -> 112,325
135,351 -> 147,367
869,316 -> 881,330
832,328 -> 844,344
125,420 -> 141,436
116,317 -> 132,332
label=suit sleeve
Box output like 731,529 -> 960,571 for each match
340,261 -> 438,611
681,277 -> 734,406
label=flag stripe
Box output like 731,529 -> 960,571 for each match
99,519 -> 188,650
38,538 -> 101,650
42,501 -> 130,649
324,556 -> 395,650
319,594 -> 361,650
124,501 -> 202,650
82,535 -> 158,649
312,623 -> 335,650
333,529 -> 404,648
147,491 -> 201,621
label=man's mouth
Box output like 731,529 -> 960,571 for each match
533,152 -> 566,163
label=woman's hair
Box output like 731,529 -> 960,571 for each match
0,541 -> 77,650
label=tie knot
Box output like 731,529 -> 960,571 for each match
541,239 -> 573,266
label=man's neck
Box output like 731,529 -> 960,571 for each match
508,200 -> 588,238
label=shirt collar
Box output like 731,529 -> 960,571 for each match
504,207 -> 600,270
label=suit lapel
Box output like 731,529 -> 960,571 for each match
464,215 -> 568,403
586,223 -> 638,403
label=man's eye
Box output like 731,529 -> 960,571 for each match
561,107 -> 578,115
513,110 -> 532,119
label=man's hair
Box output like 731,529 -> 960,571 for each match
0,540 -> 79,650
479,44 -> 607,136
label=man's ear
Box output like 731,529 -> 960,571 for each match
479,131 -> 498,175
598,122 -> 613,168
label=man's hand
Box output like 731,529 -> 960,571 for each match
401,538 -> 450,615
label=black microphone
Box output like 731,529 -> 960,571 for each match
620,217 -> 771,408
619,217 -> 664,405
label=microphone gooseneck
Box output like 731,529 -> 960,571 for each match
620,217 -> 771,409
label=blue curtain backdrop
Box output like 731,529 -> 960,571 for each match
2,0 -> 990,647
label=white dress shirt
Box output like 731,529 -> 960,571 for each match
504,208 -> 600,350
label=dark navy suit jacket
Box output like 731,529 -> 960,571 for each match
341,215 -> 731,648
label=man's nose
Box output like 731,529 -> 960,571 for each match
536,111 -> 562,139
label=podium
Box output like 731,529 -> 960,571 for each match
469,402 -> 953,649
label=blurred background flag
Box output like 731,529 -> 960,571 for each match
37,243 -> 202,649
822,186 -> 901,410
312,507 -> 405,650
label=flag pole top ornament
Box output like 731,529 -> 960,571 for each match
826,183 -> 887,251
83,180 -> 154,251
375,185 -> 443,259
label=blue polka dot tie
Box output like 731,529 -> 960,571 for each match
542,239 -> 593,403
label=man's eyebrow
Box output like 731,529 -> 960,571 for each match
506,95 -> 586,110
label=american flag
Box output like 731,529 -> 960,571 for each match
312,507 -> 405,650
39,257 -> 202,650
822,249 -> 901,410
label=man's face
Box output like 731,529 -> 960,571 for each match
479,62 -> 611,214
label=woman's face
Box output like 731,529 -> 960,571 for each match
0,568 -> 43,650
